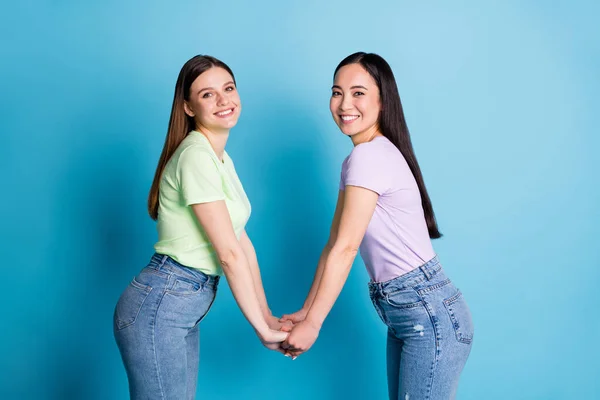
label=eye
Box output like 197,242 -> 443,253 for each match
225,86 -> 235,92
202,92 -> 213,98
331,91 -> 342,97
353,91 -> 364,96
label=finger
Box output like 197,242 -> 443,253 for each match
267,330 -> 289,343
281,314 -> 301,323
279,324 -> 293,332
282,320 -> 294,328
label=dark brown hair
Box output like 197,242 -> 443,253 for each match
148,55 -> 236,220
335,52 -> 442,238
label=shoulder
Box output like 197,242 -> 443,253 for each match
347,136 -> 394,166
177,138 -> 219,168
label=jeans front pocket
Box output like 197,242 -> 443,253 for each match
385,288 -> 423,310
114,277 -> 152,331
443,290 -> 474,344
165,276 -> 204,296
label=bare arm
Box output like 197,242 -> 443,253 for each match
283,186 -> 378,354
306,186 -> 378,327
239,229 -> 271,319
191,202 -> 287,344
280,191 -> 345,323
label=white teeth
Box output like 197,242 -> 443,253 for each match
341,115 -> 359,121
217,109 -> 233,116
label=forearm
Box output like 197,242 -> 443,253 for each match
302,244 -> 332,311
220,251 -> 269,335
246,254 -> 272,319
305,245 -> 357,328
240,232 -> 272,318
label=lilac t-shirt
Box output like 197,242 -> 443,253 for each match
339,136 -> 436,282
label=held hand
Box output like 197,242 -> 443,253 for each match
258,328 -> 289,354
280,308 -> 308,325
266,315 -> 293,332
281,319 -> 320,358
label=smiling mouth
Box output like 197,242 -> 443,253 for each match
340,115 -> 359,124
215,108 -> 235,117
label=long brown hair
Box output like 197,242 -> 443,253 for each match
148,55 -> 236,220
335,52 -> 442,238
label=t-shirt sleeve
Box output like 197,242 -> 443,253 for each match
339,158 -> 348,191
342,144 -> 389,195
178,146 -> 225,205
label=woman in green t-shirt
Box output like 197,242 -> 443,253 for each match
113,55 -> 289,399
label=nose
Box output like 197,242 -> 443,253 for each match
217,92 -> 230,107
339,94 -> 353,112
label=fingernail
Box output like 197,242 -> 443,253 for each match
292,356 -> 297,360
284,354 -> 291,358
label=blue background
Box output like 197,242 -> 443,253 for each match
1,1 -> 598,399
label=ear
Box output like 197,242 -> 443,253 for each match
183,101 -> 195,117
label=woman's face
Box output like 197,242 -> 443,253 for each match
330,63 -> 381,138
184,67 -> 241,132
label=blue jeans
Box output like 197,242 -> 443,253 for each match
113,254 -> 219,400
369,257 -> 473,400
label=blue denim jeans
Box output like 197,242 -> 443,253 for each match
113,254 -> 219,400
369,257 -> 473,400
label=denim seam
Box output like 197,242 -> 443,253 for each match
422,298 -> 440,400
417,279 -> 451,295
443,291 -> 472,345
151,273 -> 172,399
384,265 -> 442,293
384,294 -> 423,310
130,276 -> 152,292
195,288 -> 218,327
164,276 -> 203,297
443,290 -> 462,305
115,280 -> 153,331
372,297 -> 398,336
145,268 -> 170,279
422,298 -> 441,360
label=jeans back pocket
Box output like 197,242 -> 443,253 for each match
114,277 -> 152,331
443,290 -> 474,344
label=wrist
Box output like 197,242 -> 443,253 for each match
301,302 -> 312,313
255,322 -> 270,339
305,312 -> 323,331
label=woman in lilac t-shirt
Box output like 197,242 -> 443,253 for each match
281,53 -> 474,400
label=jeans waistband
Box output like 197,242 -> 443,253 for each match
148,253 -> 220,288
368,256 -> 442,296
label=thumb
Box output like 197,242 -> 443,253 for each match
281,314 -> 300,323
267,330 -> 289,343
279,314 -> 292,322
279,324 -> 293,332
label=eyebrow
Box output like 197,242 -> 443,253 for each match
198,81 -> 236,94
331,85 -> 369,90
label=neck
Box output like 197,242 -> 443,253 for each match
196,125 -> 229,161
351,124 -> 382,146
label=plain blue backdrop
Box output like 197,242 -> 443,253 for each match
1,1 -> 598,399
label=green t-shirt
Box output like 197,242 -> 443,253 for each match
154,130 -> 251,275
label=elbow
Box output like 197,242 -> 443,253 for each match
329,243 -> 359,261
218,248 -> 245,272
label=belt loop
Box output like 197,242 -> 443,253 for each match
160,254 -> 169,268
420,265 -> 432,280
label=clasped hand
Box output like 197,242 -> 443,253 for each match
261,309 -> 320,360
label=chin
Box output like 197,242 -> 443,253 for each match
214,120 -> 239,131
338,125 -> 360,137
